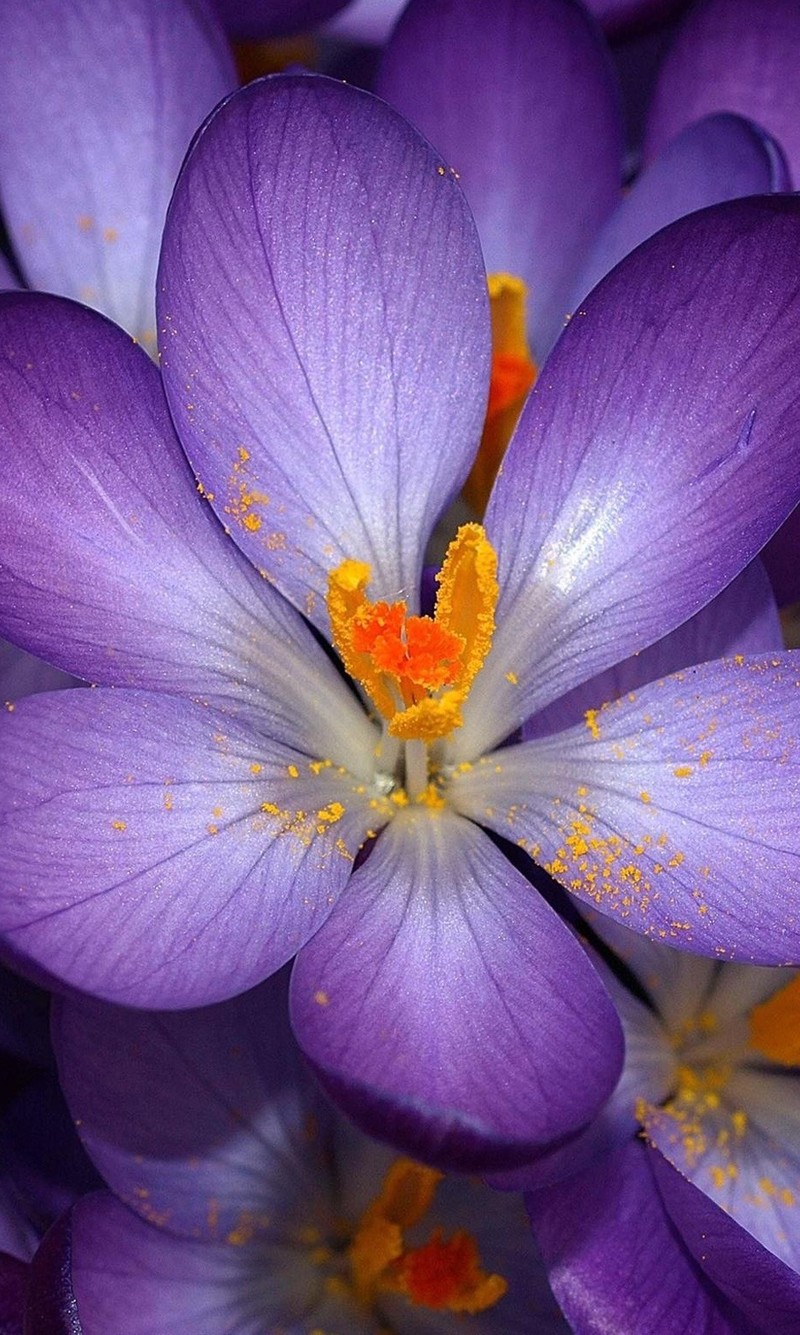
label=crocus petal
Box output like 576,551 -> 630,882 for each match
571,112 -> 789,309
528,1140 -> 756,1333
376,0 -> 623,361
0,254 -> 20,292
760,510 -> 800,608
0,292 -> 375,763
644,1075 -> 800,1274
646,0 -> 800,188
652,1149 -> 800,1332
525,554 -> 781,739
588,0 -> 690,34
58,1193 -> 349,1335
0,643 -> 76,705
452,655 -> 800,963
463,197 -> 800,759
0,1252 -> 27,1331
53,971 -> 337,1242
0,0 -> 235,347
0,690 -> 379,1006
213,0 -> 348,36
291,807 -> 622,1172
158,74 -> 490,632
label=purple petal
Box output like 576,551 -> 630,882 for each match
0,690 -> 378,1006
0,643 -> 76,705
376,0 -> 623,361
646,0 -> 800,188
588,0 -> 690,34
463,197 -> 800,759
761,509 -> 800,608
645,1066 -> 800,1272
0,254 -> 20,292
0,0 -> 235,347
291,809 -> 622,1172
528,1140 -> 754,1333
0,1252 -> 27,1334
0,293 -> 375,761
53,971 -> 336,1242
58,1194 -> 339,1335
571,112 -> 789,309
25,1213 -> 81,1334
214,0 -> 349,36
525,555 -> 781,739
452,655 -> 800,964
652,1150 -> 800,1332
158,74 -> 490,632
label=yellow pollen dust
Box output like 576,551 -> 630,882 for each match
326,524 -> 498,744
463,273 -> 537,515
347,1157 -> 507,1315
749,974 -> 800,1065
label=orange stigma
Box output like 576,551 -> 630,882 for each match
749,974 -> 800,1065
463,272 -> 537,515
327,524 -> 498,744
347,1157 -> 507,1315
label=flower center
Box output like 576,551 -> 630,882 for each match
345,1157 -> 507,1315
327,524 -> 498,787
462,272 -> 537,515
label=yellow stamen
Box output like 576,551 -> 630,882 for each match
463,272 -> 537,515
347,1157 -> 506,1315
749,975 -> 800,1065
326,525 -> 498,743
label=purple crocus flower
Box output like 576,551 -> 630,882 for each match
522,920 -> 800,1331
34,970 -> 568,1333
1,75 -> 800,1172
213,0 -> 350,37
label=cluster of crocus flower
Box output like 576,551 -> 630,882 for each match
3,0 -> 800,1330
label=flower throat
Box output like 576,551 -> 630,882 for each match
326,524 -> 498,800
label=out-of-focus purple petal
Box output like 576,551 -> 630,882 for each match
453,655 -> 800,964
0,644 -> 76,705
291,808 -> 622,1172
761,510 -> 800,608
590,0 -> 691,36
214,0 -> 349,36
571,112 -> 789,309
53,971 -> 337,1243
528,1140 -> 757,1333
0,691 -> 378,1007
377,0 -> 622,361
463,197 -> 800,760
1,1079 -> 102,1238
0,0 -> 235,347
0,1252 -> 27,1334
652,1150 -> 800,1332
0,255 -> 19,292
525,555 -> 781,739
0,293 -> 376,762
159,74 -> 490,634
61,1194 -> 341,1335
646,0 -> 800,188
